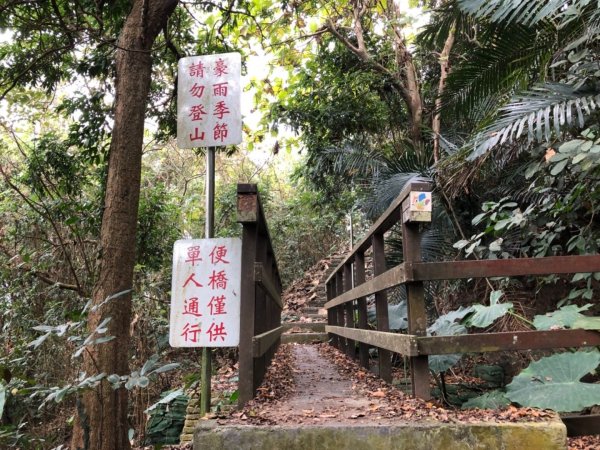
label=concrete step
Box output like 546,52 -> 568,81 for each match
281,332 -> 329,344
282,322 -> 326,333
302,306 -> 321,314
195,420 -> 566,450
304,313 -> 326,321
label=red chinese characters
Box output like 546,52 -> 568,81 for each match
206,322 -> 227,342
178,53 -> 240,149
189,61 -> 206,78
207,295 -> 227,315
178,242 -> 233,344
180,323 -> 202,342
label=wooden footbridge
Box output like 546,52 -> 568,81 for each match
194,181 -> 600,448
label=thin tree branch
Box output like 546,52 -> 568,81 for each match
433,21 -> 456,162
0,165 -> 83,293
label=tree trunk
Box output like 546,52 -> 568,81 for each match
71,1 -> 178,449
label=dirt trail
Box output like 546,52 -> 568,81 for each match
254,344 -> 401,426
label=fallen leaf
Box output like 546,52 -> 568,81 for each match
370,390 -> 386,398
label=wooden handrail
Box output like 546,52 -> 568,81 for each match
324,177 -> 600,401
237,184 -> 283,407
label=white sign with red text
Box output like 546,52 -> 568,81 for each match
169,238 -> 241,347
177,53 -> 242,148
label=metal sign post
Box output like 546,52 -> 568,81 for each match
175,52 -> 242,417
201,146 -> 215,415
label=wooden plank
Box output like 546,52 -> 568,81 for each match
355,251 -> 370,369
327,280 -> 339,349
344,263 -> 355,359
412,255 -> 600,281
254,262 -> 283,309
562,414 -> 600,437
252,326 -> 283,357
324,263 -> 407,309
373,233 -> 392,383
416,329 -> 600,355
326,326 -> 418,356
325,178 -> 432,285
336,272 -> 348,355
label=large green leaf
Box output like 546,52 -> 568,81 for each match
572,316 -> 600,330
533,304 -> 592,330
428,306 -> 473,335
367,302 -> 408,331
429,354 -> 462,373
506,351 -> 600,412
462,390 -> 511,409
465,291 -> 513,328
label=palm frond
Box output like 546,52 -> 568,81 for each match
314,139 -> 388,181
467,83 -> 600,159
457,0 -> 571,26
443,23 -> 554,114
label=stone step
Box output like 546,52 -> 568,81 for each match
281,332 -> 329,344
282,322 -> 326,333
304,313 -> 326,321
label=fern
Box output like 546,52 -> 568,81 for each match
457,0 -> 578,26
468,83 -> 600,159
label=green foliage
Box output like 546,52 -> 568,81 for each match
506,350 -> 600,412
451,0 -> 600,158
137,183 -> 181,272
367,302 -> 409,331
533,304 -> 593,330
144,390 -> 188,445
467,85 -> 600,159
464,291 -> 513,328
267,172 -> 349,286
462,390 -> 511,409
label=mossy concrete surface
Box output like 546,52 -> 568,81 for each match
194,419 -> 567,450
281,332 -> 329,344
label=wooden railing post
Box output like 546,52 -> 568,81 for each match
402,183 -> 431,400
238,186 -> 258,407
372,233 -> 392,383
343,262 -> 355,359
336,271 -> 347,355
237,183 -> 283,408
327,281 -> 339,349
355,251 -> 369,368
254,234 -> 268,388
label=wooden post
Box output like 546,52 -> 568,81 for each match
355,251 -> 369,368
335,271 -> 347,355
253,226 -> 268,391
402,187 -> 431,400
372,233 -> 391,383
343,263 -> 355,359
237,186 -> 258,408
327,281 -> 339,349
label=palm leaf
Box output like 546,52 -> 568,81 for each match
442,22 -> 554,115
467,83 -> 600,159
457,0 -> 572,26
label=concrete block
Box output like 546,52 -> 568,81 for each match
194,420 -> 566,450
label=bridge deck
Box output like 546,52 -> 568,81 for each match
194,343 -> 567,449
